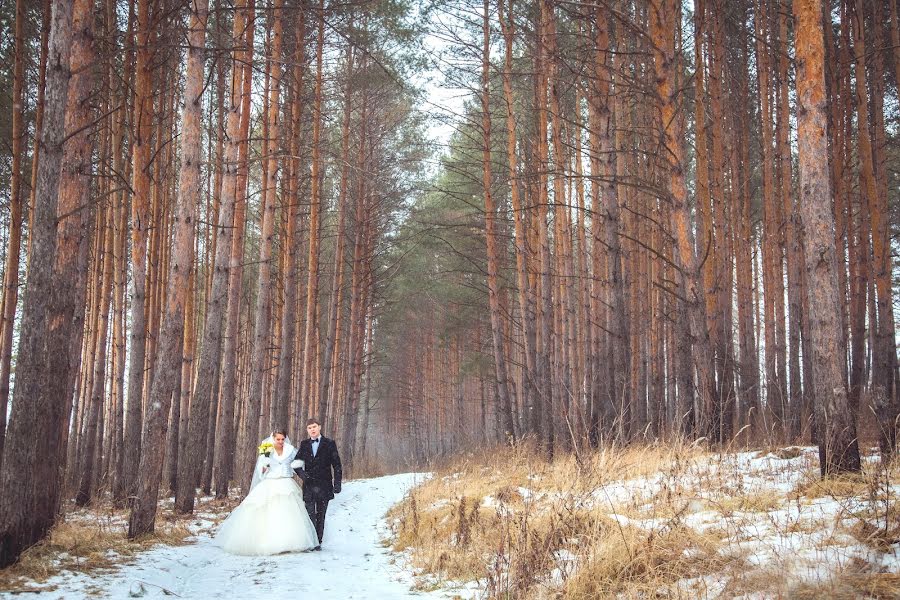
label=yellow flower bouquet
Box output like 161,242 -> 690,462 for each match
258,441 -> 274,457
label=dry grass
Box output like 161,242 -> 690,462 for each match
792,471 -> 871,500
789,557 -> 900,600
0,498 -> 214,593
562,522 -> 739,599
389,442 -> 735,597
388,442 -> 900,599
713,489 -> 783,515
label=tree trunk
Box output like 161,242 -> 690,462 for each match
0,0 -> 78,567
481,0 -> 516,441
237,0 -> 285,497
791,0 -> 861,475
649,0 -> 718,441
213,0 -> 254,499
0,0 -> 29,466
76,205 -> 115,506
319,44 -> 352,429
534,1 -> 553,448
24,0 -> 52,271
258,2 -> 286,424
850,0 -> 899,457
124,0 -> 156,498
754,0 -> 786,439
130,0 -> 207,534
299,0 -> 326,424
498,0 -> 538,440
590,0 -> 629,440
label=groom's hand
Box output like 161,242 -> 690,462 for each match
333,482 -> 341,494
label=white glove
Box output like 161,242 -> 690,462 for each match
290,459 -> 304,469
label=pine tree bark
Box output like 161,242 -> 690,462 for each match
649,0 -> 718,440
754,0 -> 787,438
237,0 -> 285,496
76,205 -> 115,506
131,0 -> 208,532
589,0 -> 629,440
707,0 -> 735,442
534,1 -> 554,448
110,2 -> 131,502
319,43 -> 351,426
24,0 -> 52,270
213,0 -> 254,499
299,0 -> 326,423
0,0 -> 78,567
256,4 -> 285,414
498,0 -> 538,440
480,0 -> 516,441
124,0 -> 156,498
341,172 -> 372,466
851,0 -> 899,456
791,0 -> 861,475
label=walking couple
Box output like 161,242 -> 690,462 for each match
215,418 -> 343,555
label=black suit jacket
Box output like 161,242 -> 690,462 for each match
294,436 -> 342,501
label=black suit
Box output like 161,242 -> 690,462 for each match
294,436 -> 342,544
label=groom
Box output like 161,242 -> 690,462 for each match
293,417 -> 342,551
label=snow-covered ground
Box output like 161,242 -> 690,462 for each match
2,473 -> 459,600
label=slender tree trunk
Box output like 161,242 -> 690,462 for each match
792,0 -> 861,475
259,6 -> 286,418
590,0 -> 629,440
213,0 -> 254,499
124,0 -> 156,498
706,0 -> 735,442
754,0 -> 786,439
481,0 -> 516,441
0,0 -> 29,465
237,0 -> 284,496
850,0 -> 899,456
110,2 -> 131,501
498,0 -> 538,440
299,0 -> 326,423
534,1 -> 553,448
341,170 -> 371,466
131,0 -> 208,533
649,0 -> 717,440
319,42 -> 351,429
76,205 -> 115,506
24,0 -> 52,271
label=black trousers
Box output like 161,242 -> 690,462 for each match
304,498 -> 329,543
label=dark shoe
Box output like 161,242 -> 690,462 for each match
314,545 -> 322,551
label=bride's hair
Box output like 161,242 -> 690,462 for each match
272,428 -> 287,438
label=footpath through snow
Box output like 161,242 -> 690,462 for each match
3,473 -> 454,600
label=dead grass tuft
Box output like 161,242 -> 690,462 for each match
563,522 -> 738,598
790,558 -> 900,600
714,489 -> 782,515
792,471 -> 870,500
771,446 -> 805,460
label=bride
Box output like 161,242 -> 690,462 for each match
215,429 -> 319,555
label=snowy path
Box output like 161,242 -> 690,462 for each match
13,473 -> 457,600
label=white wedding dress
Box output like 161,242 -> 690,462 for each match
215,441 -> 319,555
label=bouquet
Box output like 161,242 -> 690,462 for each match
258,441 -> 275,457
